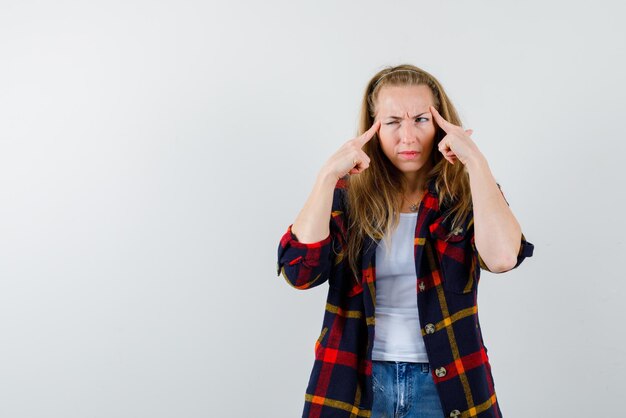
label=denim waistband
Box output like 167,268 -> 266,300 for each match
374,361 -> 430,373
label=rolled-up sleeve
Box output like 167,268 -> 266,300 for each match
276,224 -> 334,289
276,180 -> 348,290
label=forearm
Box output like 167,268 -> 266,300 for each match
465,153 -> 522,272
291,169 -> 339,243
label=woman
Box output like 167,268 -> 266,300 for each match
277,64 -> 534,418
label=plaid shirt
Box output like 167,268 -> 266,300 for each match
276,176 -> 534,418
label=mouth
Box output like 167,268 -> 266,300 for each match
398,151 -> 420,160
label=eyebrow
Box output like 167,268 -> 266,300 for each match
386,112 -> 429,119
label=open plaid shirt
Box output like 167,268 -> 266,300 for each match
276,176 -> 534,418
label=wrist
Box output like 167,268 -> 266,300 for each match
464,152 -> 489,174
317,168 -> 340,187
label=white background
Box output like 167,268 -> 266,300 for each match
1,0 -> 624,417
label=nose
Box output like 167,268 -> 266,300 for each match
399,121 -> 418,143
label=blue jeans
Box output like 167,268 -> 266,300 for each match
372,361 -> 445,418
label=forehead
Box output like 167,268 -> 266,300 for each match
375,84 -> 434,116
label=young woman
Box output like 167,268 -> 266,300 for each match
277,64 -> 534,418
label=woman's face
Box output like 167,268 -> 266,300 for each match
374,84 -> 437,177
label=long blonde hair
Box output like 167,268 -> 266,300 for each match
345,64 -> 473,281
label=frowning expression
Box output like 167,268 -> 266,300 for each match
374,84 -> 437,174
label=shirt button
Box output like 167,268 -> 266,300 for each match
449,410 -> 461,418
435,367 -> 447,377
453,227 -> 463,235
425,323 -> 435,334
418,281 -> 426,292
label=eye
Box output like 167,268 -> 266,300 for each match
385,118 -> 428,125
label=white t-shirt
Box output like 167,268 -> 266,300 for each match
372,211 -> 429,363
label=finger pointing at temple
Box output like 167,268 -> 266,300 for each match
429,105 -> 458,133
357,120 -> 381,147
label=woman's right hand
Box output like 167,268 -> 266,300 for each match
290,121 -> 381,244
321,120 -> 381,180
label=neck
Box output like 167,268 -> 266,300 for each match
402,162 -> 432,195
403,175 -> 425,195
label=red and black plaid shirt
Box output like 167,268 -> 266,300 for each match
277,176 -> 534,418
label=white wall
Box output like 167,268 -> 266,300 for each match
1,0 -> 624,417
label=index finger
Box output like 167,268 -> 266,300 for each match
429,105 -> 456,133
357,120 -> 381,145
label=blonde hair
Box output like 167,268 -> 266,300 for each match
345,64 -> 473,282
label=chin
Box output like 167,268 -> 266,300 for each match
398,165 -> 425,172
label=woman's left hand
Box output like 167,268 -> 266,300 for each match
429,105 -> 480,166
